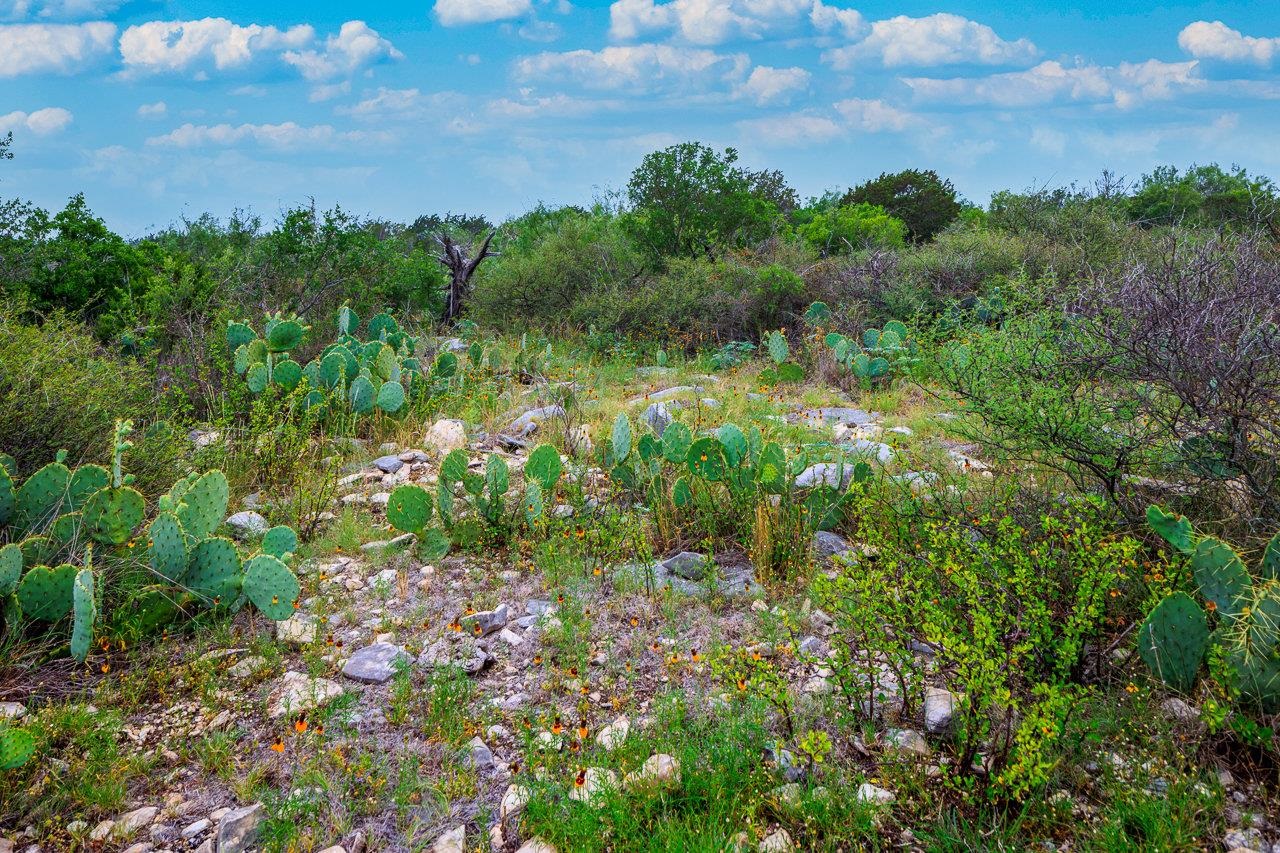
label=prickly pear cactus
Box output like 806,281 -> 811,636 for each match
0,460 -> 13,527
261,526 -> 298,560
349,376 -> 376,414
16,563 -> 76,622
523,481 -> 544,522
242,554 -> 299,620
15,462 -> 70,531
525,445 -> 563,492
687,437 -> 726,483
83,486 -> 145,546
1191,538 -> 1252,620
71,567 -> 95,663
0,726 -> 35,770
376,381 -> 405,414
227,321 -> 256,351
182,538 -> 241,605
266,318 -> 306,353
0,543 -> 21,596
176,471 -> 229,542
1137,591 -> 1208,693
387,485 -> 433,534
66,465 -> 108,513
612,413 -> 632,464
148,513 -> 188,582
275,360 -> 304,392
1147,505 -> 1194,554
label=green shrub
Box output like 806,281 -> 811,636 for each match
796,203 -> 906,255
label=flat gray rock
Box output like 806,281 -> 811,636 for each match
661,551 -> 711,581
342,643 -> 409,684
372,455 -> 404,474
799,407 -> 878,428
462,604 -> 510,637
216,804 -> 263,853
225,511 -> 268,538
840,438 -> 894,466
509,406 -> 565,438
813,531 -> 854,559
623,560 -> 762,599
641,401 -> 676,435
794,463 -> 859,490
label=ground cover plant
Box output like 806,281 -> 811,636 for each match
1,145 -> 1278,853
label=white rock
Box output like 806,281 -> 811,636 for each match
500,784 -> 530,819
0,702 -> 25,719
114,807 -> 159,839
268,671 -> 344,718
758,829 -> 794,852
857,782 -> 896,805
431,825 -> 465,853
515,840 -> 557,853
596,717 -> 630,751
625,753 -> 681,790
569,767 -> 619,803
181,819 -> 210,839
425,419 -> 468,455
924,687 -> 957,735
277,614 -> 318,646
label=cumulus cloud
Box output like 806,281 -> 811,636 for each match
823,13 -> 1037,68
434,0 -> 532,26
1178,20 -> 1278,65
609,0 -> 813,45
1,0 -> 122,20
136,100 -> 166,118
735,65 -> 809,104
146,121 -> 393,150
738,97 -> 921,147
0,106 -> 73,134
119,18 -> 313,73
282,21 -> 402,80
903,59 -> 1202,109
515,43 -> 750,93
809,0 -> 864,40
0,21 -> 114,76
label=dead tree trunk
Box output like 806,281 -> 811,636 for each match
436,231 -> 496,323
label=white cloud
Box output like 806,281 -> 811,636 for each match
434,0 -> 532,26
119,18 -> 313,74
609,0 -> 813,45
486,93 -> 618,118
1,0 -> 121,20
137,100 -> 167,118
0,21 -> 114,77
0,106 -> 73,134
516,43 -> 750,93
903,59 -> 1202,109
146,121 -> 393,150
833,97 -> 919,131
824,13 -> 1037,69
737,111 -> 843,146
282,21 -> 401,81
735,65 -> 809,104
1178,20 -> 1278,66
809,0 -> 864,40
1029,126 -> 1066,156
308,81 -> 350,102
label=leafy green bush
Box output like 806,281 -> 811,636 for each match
841,169 -> 963,243
796,202 -> 906,255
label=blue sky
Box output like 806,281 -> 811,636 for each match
2,0 -> 1278,235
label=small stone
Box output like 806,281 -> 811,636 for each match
360,533 -> 416,554
462,604 -> 510,637
181,819 -> 210,839
468,737 -> 496,772
277,614 -> 318,646
508,406 -> 564,438
122,844 -> 152,853
924,687 -> 957,736
640,402 -> 674,435
498,628 -> 524,646
65,821 -> 87,834
0,702 -> 25,720
425,419 -> 468,454
812,531 -> 853,559
89,821 -> 115,842
432,825 -> 465,853
794,463 -> 858,490
372,455 -> 404,474
226,656 -> 267,680
114,807 -> 159,840
569,767 -> 618,803
885,729 -> 930,757
216,804 -> 264,853
1160,697 -> 1203,730
225,511 -> 269,538
515,840 -> 557,853
625,754 -> 681,790
317,847 -> 346,853
500,784 -> 530,819
661,552 -> 710,581
857,782 -> 896,805
758,829 -> 794,852
596,717 -> 630,751
342,643 -> 409,685
268,671 -> 344,718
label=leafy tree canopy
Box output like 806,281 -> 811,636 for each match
842,168 -> 962,243
1128,164 -> 1279,231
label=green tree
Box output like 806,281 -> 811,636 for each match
796,203 -> 907,254
1128,164 -> 1279,231
0,132 -> 12,163
842,168 -> 962,243
624,142 -> 785,262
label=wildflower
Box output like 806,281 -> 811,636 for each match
294,717 -> 309,734
271,741 -> 285,753
1125,683 -> 1138,694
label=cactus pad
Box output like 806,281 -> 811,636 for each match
148,513 -> 188,582
661,422 -> 692,465
274,359 -> 303,392
349,376 -> 375,414
15,462 -> 70,531
368,312 -> 398,341
0,460 -> 13,527
1192,537 -> 1251,620
242,554 -> 299,620
261,526 -> 298,560
0,727 -> 35,770
17,563 -> 76,622
319,351 -> 348,390
525,444 -> 563,492
376,381 -> 405,414
433,351 -> 458,379
1147,505 -> 1194,554
227,321 -> 256,351
419,528 -> 451,563
176,471 -> 229,541
1262,531 -> 1280,581
267,319 -> 306,353
70,567 -> 95,663
0,543 -> 20,596
246,363 -> 269,394
1229,647 -> 1280,713
83,486 -> 145,545
687,437 -> 726,482
523,481 -> 544,522
182,537 -> 241,605
441,449 -> 469,484
387,485 -> 433,533
717,424 -> 747,468
338,305 -> 359,335
485,454 -> 510,498
611,413 -> 632,464
1137,591 -> 1208,693
66,465 -> 109,512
